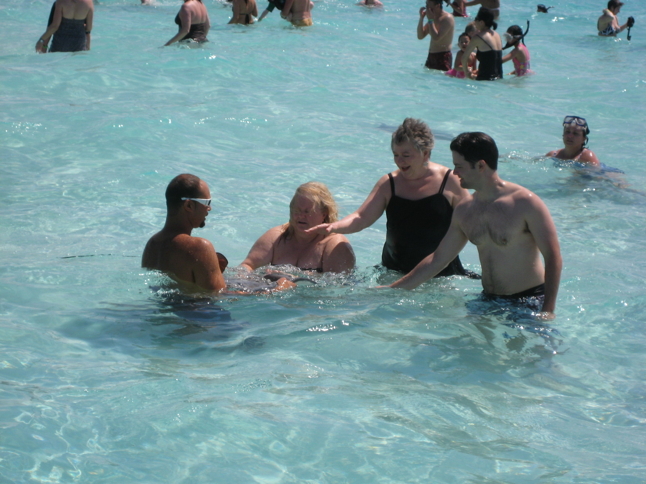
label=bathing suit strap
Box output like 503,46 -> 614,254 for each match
478,33 -> 496,51
388,172 -> 395,196
438,169 -> 451,195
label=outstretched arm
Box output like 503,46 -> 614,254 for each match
306,176 -> 389,236
389,217 -> 469,289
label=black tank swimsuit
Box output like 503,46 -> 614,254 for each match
381,170 -> 467,276
175,14 -> 208,43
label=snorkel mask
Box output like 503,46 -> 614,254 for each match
563,116 -> 590,146
503,21 -> 530,49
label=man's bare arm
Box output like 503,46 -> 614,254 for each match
190,238 -> 226,293
524,196 -> 562,315
389,217 -> 469,290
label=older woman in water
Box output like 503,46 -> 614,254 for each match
461,7 -> 503,80
306,118 -> 472,277
546,116 -> 600,166
36,0 -> 94,53
241,182 -> 355,274
165,0 -> 210,46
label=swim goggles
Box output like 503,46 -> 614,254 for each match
181,197 -> 211,206
563,116 -> 590,134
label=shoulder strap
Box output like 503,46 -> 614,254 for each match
438,169 -> 451,194
388,172 -> 395,196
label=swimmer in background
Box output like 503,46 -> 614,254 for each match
165,0 -> 210,46
597,0 -> 633,37
281,0 -> 314,27
229,0 -> 258,24
241,182 -> 355,274
387,132 -> 563,320
358,0 -> 383,7
36,0 -> 93,53
463,0 -> 500,19
446,32 -> 476,78
446,0 -> 467,17
502,24 -> 532,77
258,0 -> 285,21
545,116 -> 600,166
418,0 -> 456,72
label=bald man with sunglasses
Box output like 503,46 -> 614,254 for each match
142,173 -> 226,294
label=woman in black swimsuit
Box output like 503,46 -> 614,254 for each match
165,0 -> 210,46
461,7 -> 503,80
306,118 -> 472,276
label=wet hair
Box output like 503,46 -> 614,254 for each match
427,0 -> 443,6
282,182 -> 339,239
474,7 -> 497,30
165,174 -> 203,211
391,118 -> 435,154
450,132 -> 499,170
608,0 -> 624,10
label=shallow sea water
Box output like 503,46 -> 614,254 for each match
1,0 -> 646,482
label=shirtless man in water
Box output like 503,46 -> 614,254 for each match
418,0 -> 455,72
142,174 -> 226,294
281,0 -> 314,27
388,132 -> 562,318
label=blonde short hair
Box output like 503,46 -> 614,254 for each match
282,182 -> 339,239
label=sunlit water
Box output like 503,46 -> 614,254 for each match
2,0 -> 646,482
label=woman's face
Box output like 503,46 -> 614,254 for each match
562,125 -> 586,150
290,195 -> 326,232
392,141 -> 429,177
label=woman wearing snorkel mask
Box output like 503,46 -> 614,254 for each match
501,24 -> 532,76
545,116 -> 600,166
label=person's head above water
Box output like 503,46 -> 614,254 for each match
563,115 -> 590,146
464,21 -> 478,37
536,4 -> 552,13
458,32 -> 471,48
450,132 -> 499,170
474,7 -> 497,30
504,24 -> 527,48
607,0 -> 624,13
289,182 -> 339,225
165,173 -> 210,212
391,118 -> 435,155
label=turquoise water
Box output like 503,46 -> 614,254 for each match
2,0 -> 646,482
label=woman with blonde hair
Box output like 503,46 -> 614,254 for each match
241,182 -> 355,273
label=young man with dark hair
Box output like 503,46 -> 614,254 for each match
389,132 -> 563,318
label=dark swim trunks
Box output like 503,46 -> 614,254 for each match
481,284 -> 545,309
425,51 -> 452,72
266,0 -> 286,12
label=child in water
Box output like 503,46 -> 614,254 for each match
357,0 -> 383,6
445,33 -> 476,78
502,24 -> 532,76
